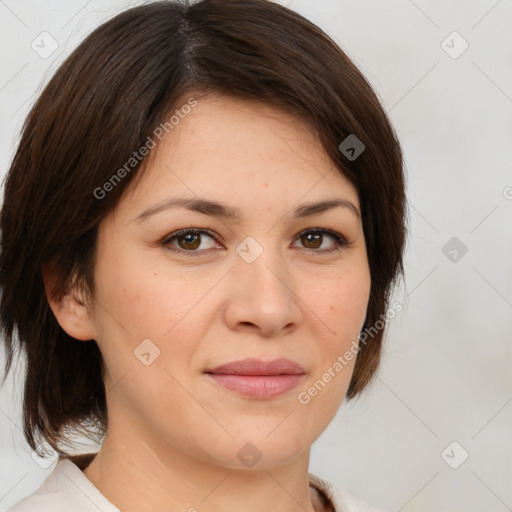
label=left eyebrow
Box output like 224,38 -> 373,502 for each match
293,198 -> 360,219
132,196 -> 360,223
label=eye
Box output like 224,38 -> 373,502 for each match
162,229 -> 221,256
292,228 -> 348,254
162,227 -> 348,257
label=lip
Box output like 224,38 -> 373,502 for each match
204,358 -> 306,399
205,358 -> 305,376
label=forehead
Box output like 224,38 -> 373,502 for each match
118,94 -> 359,217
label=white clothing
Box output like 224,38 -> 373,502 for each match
8,458 -> 385,512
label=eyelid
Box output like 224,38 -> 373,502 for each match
161,228 -> 222,254
161,227 -> 349,256
292,228 -> 349,255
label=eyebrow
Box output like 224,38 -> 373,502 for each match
133,196 -> 360,222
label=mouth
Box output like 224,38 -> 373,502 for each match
204,358 -> 306,399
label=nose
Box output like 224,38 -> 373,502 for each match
221,244 -> 303,337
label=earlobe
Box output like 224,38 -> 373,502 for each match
41,261 -> 96,341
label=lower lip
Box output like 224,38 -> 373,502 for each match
206,374 -> 305,399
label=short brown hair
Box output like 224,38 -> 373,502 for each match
0,0 -> 407,455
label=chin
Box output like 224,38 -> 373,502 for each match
195,426 -> 313,471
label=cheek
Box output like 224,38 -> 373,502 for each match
92,244 -> 204,338
91,250 -> 222,389
318,265 -> 371,343
299,267 -> 369,410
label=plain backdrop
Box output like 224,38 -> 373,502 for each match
0,1 -> 511,511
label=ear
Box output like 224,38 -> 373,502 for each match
41,260 -> 97,341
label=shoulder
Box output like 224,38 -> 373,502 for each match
309,473 -> 387,512
8,493 -> 68,512
8,458 -> 119,512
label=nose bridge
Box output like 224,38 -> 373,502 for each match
235,234 -> 291,296
224,233 -> 301,334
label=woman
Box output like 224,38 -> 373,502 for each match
0,1 -> 406,511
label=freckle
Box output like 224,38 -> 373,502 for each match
154,273 -> 158,276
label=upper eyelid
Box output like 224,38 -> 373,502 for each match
163,227 -> 346,248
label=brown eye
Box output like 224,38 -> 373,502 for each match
300,232 -> 322,249
163,229 -> 220,255
293,229 -> 348,254
177,232 -> 201,250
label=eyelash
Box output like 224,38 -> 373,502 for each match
161,228 -> 349,257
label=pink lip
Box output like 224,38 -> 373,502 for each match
205,358 -> 305,399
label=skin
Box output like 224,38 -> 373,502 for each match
44,93 -> 371,512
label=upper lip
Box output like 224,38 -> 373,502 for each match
205,358 -> 305,376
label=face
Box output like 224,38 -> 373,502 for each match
86,93 -> 371,470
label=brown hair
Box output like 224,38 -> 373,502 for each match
0,0 -> 407,456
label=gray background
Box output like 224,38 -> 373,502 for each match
1,1 -> 511,511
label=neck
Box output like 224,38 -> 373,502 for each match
82,417 -> 324,512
